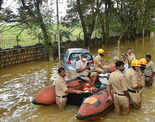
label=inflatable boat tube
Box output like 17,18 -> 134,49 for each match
66,78 -> 85,90
32,78 -> 92,105
76,90 -> 114,120
32,85 -> 56,105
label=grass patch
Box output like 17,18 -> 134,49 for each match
0,24 -> 83,49
0,26 -> 39,48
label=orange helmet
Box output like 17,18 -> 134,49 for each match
131,59 -> 140,67
139,58 -> 147,65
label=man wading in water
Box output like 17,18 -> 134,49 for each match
126,48 -> 136,66
144,54 -> 155,87
55,67 -> 84,111
106,61 -> 130,115
125,59 -> 145,109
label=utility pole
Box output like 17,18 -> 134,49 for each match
142,0 -> 145,49
56,0 -> 61,64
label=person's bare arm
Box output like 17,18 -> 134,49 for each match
98,62 -> 104,69
152,63 -> 155,76
76,66 -> 89,73
106,85 -> 112,103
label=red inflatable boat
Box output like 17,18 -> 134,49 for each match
32,77 -> 94,105
76,90 -> 114,120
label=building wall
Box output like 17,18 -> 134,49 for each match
0,44 -> 49,69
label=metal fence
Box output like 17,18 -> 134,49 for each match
0,38 -> 39,49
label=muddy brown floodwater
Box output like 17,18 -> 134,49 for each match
0,36 -> 155,122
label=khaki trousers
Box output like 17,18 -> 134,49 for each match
129,89 -> 144,109
113,94 -> 129,115
56,96 -> 67,111
145,76 -> 154,87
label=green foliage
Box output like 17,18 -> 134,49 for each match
0,0 -> 155,49
148,25 -> 155,32
65,0 -> 155,41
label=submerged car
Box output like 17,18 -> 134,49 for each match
64,48 -> 94,71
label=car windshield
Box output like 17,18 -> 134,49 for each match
69,53 -> 92,61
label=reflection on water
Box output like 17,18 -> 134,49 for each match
0,37 -> 155,122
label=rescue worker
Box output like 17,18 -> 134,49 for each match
109,56 -> 120,72
139,58 -> 147,74
138,58 -> 147,104
121,53 -> 128,64
125,59 -> 145,109
126,48 -> 136,66
55,67 -> 84,111
106,61 -> 130,115
94,49 -> 109,73
76,54 -> 98,85
121,53 -> 129,73
144,54 -> 155,87
113,56 -> 120,63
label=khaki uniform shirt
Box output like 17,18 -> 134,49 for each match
76,60 -> 89,76
107,70 -> 128,94
55,75 -> 68,97
137,71 -> 145,87
125,68 -> 144,89
127,53 -> 136,65
122,58 -> 128,65
144,61 -> 155,76
94,55 -> 104,71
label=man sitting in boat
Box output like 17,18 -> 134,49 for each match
94,49 -> 107,73
144,53 -> 155,87
106,61 -> 130,115
94,48 -> 114,73
55,67 -> 84,111
76,54 -> 98,85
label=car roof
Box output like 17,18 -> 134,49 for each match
67,48 -> 90,53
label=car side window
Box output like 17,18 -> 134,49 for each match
83,53 -> 92,60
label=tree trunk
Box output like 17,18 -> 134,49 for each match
35,1 -> 49,45
20,0 -> 49,45
105,1 -> 111,41
76,0 -> 95,47
0,0 -> 3,10
84,33 -> 91,47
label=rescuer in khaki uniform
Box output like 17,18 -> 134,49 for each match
126,48 -> 136,66
121,53 -> 129,73
94,49 -> 109,73
121,53 -> 128,65
113,56 -> 120,63
125,59 -> 145,109
94,49 -> 104,73
144,54 -> 155,87
106,61 -> 130,115
55,67 -> 84,111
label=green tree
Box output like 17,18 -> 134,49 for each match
65,0 -> 98,47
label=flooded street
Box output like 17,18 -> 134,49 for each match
0,36 -> 155,122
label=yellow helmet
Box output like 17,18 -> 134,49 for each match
131,59 -> 140,67
139,58 -> 147,65
98,49 -> 104,54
